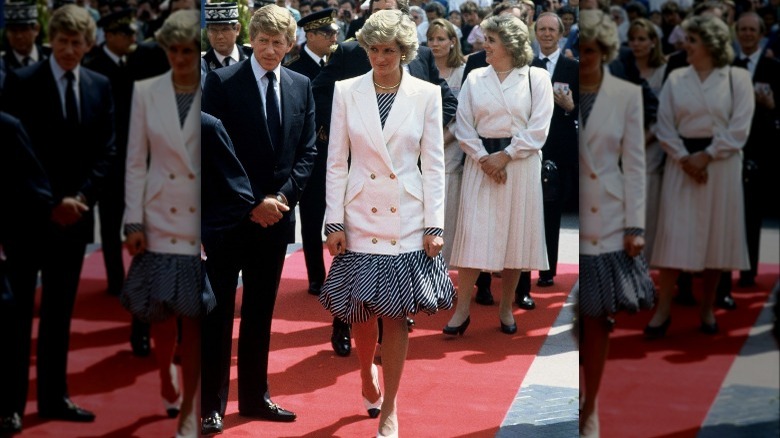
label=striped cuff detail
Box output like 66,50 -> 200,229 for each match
124,223 -> 144,236
624,227 -> 644,237
424,227 -> 444,237
325,223 -> 345,235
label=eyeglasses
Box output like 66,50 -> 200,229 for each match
315,29 -> 338,37
207,25 -> 237,34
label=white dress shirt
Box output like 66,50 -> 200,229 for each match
250,55 -> 282,124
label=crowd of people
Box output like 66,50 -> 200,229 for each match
3,0 -> 778,436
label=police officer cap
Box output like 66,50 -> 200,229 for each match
205,2 -> 240,24
297,8 -> 338,32
97,8 -> 138,33
4,1 -> 38,25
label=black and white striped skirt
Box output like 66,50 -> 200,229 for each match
121,251 -> 216,323
319,250 -> 456,324
579,251 -> 655,318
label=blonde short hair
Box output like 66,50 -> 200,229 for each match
682,15 -> 734,68
49,4 -> 97,46
579,9 -> 619,63
357,9 -> 418,65
480,14 -> 533,68
249,4 -> 297,44
155,9 -> 201,49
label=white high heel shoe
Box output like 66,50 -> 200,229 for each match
377,430 -> 398,438
362,363 -> 383,418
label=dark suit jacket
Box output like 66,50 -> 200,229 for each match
462,50 -> 486,85
662,50 -> 688,83
533,55 -> 579,165
201,45 -> 253,74
3,61 -> 116,241
284,45 -> 321,80
312,41 -> 457,149
202,60 -> 317,244
733,55 -> 780,162
0,112 -> 53,244
1,44 -> 51,71
128,40 -> 170,80
201,111 -> 255,249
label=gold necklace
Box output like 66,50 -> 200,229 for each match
173,81 -> 197,92
495,67 -> 514,74
373,79 -> 401,90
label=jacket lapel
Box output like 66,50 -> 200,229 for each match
152,71 -> 196,169
354,72 -> 393,170
381,73 -> 415,144
280,68 -> 294,154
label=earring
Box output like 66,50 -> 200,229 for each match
401,54 -> 406,61
450,44 -> 454,48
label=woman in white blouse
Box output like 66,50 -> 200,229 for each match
444,14 -> 553,336
645,15 -> 755,338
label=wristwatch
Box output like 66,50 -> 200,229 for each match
276,193 -> 288,206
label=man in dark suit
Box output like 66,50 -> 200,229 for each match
83,7 -> 153,358
515,11 -> 578,306
311,0 -> 457,357
285,8 -> 338,298
2,4 -> 116,426
1,2 -> 51,72
717,12 -> 780,300
202,2 -> 253,73
0,111 -> 54,434
200,5 -> 317,434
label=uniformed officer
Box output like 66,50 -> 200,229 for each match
1,1 -> 51,72
202,2 -> 252,73
285,8 -> 338,78
284,8 -> 338,301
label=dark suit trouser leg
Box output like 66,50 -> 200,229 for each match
299,158 -> 326,288
741,171 -> 761,282
36,231 -> 87,408
201,243 -> 241,417
1,241 -> 41,416
476,272 -> 491,290
541,196 -> 562,279
237,241 -> 287,410
97,180 -> 125,294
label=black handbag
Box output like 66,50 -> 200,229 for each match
541,159 -> 559,203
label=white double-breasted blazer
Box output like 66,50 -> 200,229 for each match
124,71 -> 201,255
580,67 -> 645,256
325,70 -> 445,255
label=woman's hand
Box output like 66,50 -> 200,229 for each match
680,151 -> 711,184
326,231 -> 347,256
623,234 -> 645,258
479,152 -> 510,184
423,234 -> 444,258
125,231 -> 147,256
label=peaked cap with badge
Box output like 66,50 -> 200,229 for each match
97,7 -> 137,33
297,8 -> 338,33
204,2 -> 240,24
4,1 -> 38,25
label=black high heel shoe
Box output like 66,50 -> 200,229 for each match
500,320 -> 517,335
443,316 -> 470,336
699,320 -> 719,335
644,317 -> 671,339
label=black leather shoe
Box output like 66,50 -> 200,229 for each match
475,287 -> 494,305
331,323 -> 351,357
673,292 -> 697,307
239,400 -> 296,422
201,412 -> 223,435
715,294 -> 737,310
536,277 -> 554,287
644,317 -> 671,340
442,316 -> 470,336
500,320 -> 517,335
0,412 -> 22,434
38,397 -> 95,422
307,281 -> 322,296
737,276 -> 756,288
516,293 -> 536,310
699,320 -> 719,335
406,317 -> 415,332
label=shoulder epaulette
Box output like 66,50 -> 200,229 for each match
284,54 -> 300,66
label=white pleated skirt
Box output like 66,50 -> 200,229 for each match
449,153 -> 548,272
650,152 -> 749,271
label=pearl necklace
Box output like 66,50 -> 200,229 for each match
495,67 -> 515,74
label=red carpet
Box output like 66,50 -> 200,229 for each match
598,264 -> 780,438
16,247 -> 577,437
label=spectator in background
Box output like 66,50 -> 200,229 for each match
1,2 -> 51,72
410,5 -> 430,43
459,0 -> 479,53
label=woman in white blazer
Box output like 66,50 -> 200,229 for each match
577,10 -> 655,438
318,10 -> 455,438
445,14 -> 552,337
121,11 -> 208,438
646,15 -> 753,337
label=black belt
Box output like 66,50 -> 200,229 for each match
680,137 -> 712,154
480,137 -> 512,154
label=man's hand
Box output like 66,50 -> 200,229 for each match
250,196 -> 290,227
326,231 -> 346,256
756,87 -> 775,110
125,231 -> 147,256
424,234 -> 444,258
553,88 -> 575,112
51,196 -> 88,227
